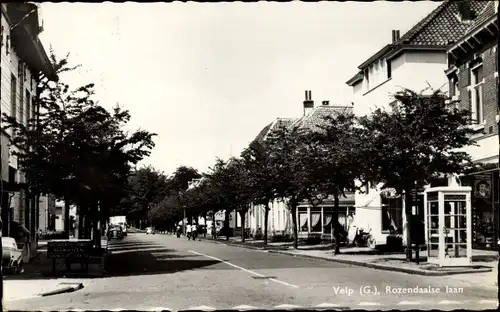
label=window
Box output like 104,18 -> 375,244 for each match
387,60 -> 392,79
31,96 -> 36,128
298,208 -> 308,232
381,195 -> 403,233
11,74 -> 17,132
310,208 -> 322,232
364,182 -> 370,194
25,90 -> 30,125
449,75 -> 459,97
19,88 -> 24,127
364,69 -> 370,91
471,64 -> 484,124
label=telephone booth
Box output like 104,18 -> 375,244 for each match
424,185 -> 472,266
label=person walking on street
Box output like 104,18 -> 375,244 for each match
191,223 -> 198,241
186,223 -> 192,240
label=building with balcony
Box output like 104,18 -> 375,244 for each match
1,3 -> 57,259
345,0 -> 490,247
445,0 -> 499,249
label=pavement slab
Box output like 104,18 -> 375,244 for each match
4,233 -> 498,311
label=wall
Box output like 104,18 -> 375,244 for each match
453,43 -> 499,164
351,50 -> 448,246
247,199 -> 291,236
352,51 -> 448,118
1,10 -> 38,228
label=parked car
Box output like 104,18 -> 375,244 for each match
146,227 -> 155,235
107,225 -> 124,240
2,237 -> 23,274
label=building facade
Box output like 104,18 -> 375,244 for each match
345,0 -> 491,247
1,3 -> 56,259
445,1 -> 499,249
246,91 -> 354,241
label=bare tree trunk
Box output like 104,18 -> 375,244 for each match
264,203 -> 270,245
224,209 -> 230,241
64,198 -> 70,239
240,209 -> 246,242
333,192 -> 340,254
289,199 -> 298,249
404,188 -> 413,262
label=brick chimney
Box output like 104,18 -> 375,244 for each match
392,30 -> 400,43
303,90 -> 314,116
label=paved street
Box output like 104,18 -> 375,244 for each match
4,233 -> 498,311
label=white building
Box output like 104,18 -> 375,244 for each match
1,3 -> 56,259
345,0 -> 491,247
247,91 -> 354,240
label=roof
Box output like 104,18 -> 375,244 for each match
448,1 -> 498,58
348,0 -> 490,80
290,105 -> 354,133
465,1 -> 497,34
253,117 -> 297,143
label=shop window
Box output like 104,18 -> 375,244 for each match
381,195 -> 403,233
298,208 -> 308,232
323,208 -> 332,234
310,209 -> 322,233
473,173 -> 495,247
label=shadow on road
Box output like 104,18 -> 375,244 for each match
104,251 -> 220,277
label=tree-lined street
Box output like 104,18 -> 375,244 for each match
5,233 -> 497,311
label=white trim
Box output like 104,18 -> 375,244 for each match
470,62 -> 483,71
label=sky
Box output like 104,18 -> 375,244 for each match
38,1 -> 441,175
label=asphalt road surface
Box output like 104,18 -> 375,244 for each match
4,233 -> 498,311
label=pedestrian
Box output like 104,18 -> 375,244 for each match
186,223 -> 192,240
191,223 -> 198,241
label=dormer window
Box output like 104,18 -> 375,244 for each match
456,1 -> 476,22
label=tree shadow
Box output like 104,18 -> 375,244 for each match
104,251 -> 221,277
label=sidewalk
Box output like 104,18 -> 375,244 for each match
3,238 -> 109,301
199,235 -> 498,280
4,279 -> 84,301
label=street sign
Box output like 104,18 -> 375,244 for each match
47,240 -> 92,259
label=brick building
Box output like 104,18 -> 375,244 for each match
345,0 -> 491,248
445,1 -> 499,249
1,3 -> 56,260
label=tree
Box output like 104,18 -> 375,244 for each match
357,89 -> 476,261
204,158 -> 242,240
306,110 -> 363,254
172,166 -> 202,193
266,126 -> 317,249
240,140 -> 277,245
2,52 -> 156,242
120,166 -> 170,228
227,158 -> 254,242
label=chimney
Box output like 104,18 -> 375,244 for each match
457,1 -> 473,21
392,30 -> 400,43
322,101 -> 329,106
303,90 -> 314,116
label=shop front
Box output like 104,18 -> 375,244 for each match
296,194 -> 356,241
461,168 -> 499,249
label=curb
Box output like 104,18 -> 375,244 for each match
266,249 -> 494,276
199,237 -> 267,251
40,283 -> 84,297
199,238 -> 494,277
